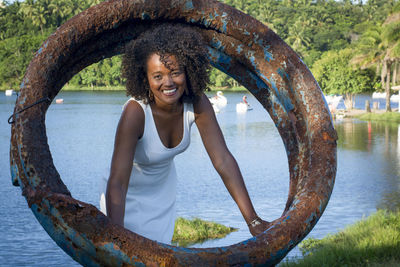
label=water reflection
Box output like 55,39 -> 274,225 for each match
335,119 -> 400,212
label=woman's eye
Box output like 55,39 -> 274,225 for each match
171,71 -> 181,77
154,75 -> 162,80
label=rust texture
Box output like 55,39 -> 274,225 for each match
10,0 -> 337,266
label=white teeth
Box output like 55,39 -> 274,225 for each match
163,88 -> 177,94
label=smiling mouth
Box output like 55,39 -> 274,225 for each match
162,88 -> 177,95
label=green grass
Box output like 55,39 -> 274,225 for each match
62,84 -> 125,91
355,112 -> 400,123
208,86 -> 247,92
280,209 -> 400,267
172,217 -> 238,247
2,85 -> 248,92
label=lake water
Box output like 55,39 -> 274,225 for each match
1,91 -> 399,266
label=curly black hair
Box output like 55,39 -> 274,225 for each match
122,23 -> 210,104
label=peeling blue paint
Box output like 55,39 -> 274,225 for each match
20,77 -> 28,89
31,202 -> 100,267
141,12 -> 150,20
211,37 -> 225,51
245,70 -> 269,94
17,144 -> 30,186
101,243 -> 145,266
246,50 -> 257,69
220,12 -> 228,33
207,46 -> 231,67
269,94 -> 283,127
10,163 -> 19,186
305,212 -> 317,225
184,0 -> 194,11
32,197 -> 145,266
161,242 -> 228,254
277,68 -> 292,92
238,236 -> 257,246
236,44 -> 243,54
263,45 -> 274,62
282,215 -> 290,223
299,90 -> 310,113
37,47 -> 43,55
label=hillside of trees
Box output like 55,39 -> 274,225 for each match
1,0 -> 399,109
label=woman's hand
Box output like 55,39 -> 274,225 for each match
248,217 -> 270,237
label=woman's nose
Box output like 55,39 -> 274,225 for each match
164,75 -> 174,87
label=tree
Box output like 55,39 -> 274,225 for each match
19,0 -> 51,35
353,11 -> 400,111
312,48 -> 375,110
0,34 -> 47,88
381,11 -> 400,111
285,19 -> 312,58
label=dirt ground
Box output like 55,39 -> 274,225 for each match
332,108 -> 397,119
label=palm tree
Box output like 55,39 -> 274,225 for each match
19,0 -> 50,35
381,11 -> 400,111
49,0 -> 74,26
285,20 -> 311,58
353,9 -> 400,112
352,25 -> 391,109
19,0 -> 35,21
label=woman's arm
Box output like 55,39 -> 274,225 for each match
106,100 -> 144,226
194,93 -> 269,236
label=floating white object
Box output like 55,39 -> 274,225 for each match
5,89 -> 13,96
55,98 -> 64,104
390,94 -> 400,101
209,91 -> 227,110
236,95 -> 252,113
372,92 -> 386,99
324,94 -> 343,112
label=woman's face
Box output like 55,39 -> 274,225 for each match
146,53 -> 187,107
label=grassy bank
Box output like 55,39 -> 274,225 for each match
172,217 -> 237,247
61,85 -> 247,92
281,209 -> 400,267
2,85 -> 247,92
62,84 -> 125,91
354,112 -> 400,123
208,86 -> 247,92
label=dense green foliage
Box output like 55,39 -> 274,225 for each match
280,209 -> 400,266
172,217 -> 237,247
311,48 -> 376,108
1,0 -> 400,105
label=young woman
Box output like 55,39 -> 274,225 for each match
102,23 -> 269,244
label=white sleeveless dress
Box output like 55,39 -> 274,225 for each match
100,98 -> 195,244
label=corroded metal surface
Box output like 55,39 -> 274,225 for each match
10,0 -> 337,266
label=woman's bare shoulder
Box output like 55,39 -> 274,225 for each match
118,99 -> 145,138
123,99 -> 145,115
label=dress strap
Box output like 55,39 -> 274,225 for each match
123,98 -> 146,112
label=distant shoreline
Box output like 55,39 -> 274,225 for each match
333,109 -> 400,123
1,85 -> 248,92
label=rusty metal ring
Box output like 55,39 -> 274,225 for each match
10,0 -> 337,265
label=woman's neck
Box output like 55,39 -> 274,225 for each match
151,99 -> 183,114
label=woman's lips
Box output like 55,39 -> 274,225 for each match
162,88 -> 177,96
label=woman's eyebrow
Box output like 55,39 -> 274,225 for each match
149,70 -> 162,75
